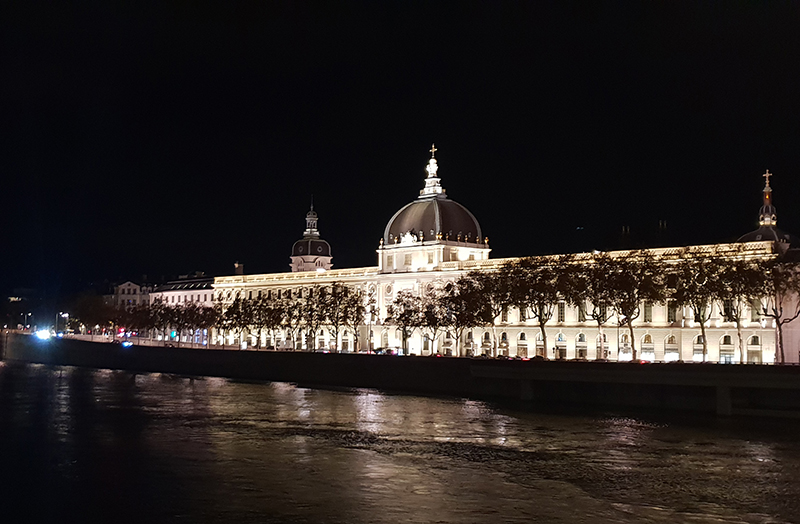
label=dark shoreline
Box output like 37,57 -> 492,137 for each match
4,333 -> 800,418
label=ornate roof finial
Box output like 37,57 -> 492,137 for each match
759,169 -> 777,227
310,194 -> 314,212
429,143 -> 437,159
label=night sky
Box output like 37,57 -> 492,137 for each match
3,2 -> 800,299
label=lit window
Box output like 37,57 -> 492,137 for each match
667,302 -> 677,323
750,300 -> 761,322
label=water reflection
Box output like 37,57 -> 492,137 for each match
1,362 -> 799,523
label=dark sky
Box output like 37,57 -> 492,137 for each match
3,2 -> 800,297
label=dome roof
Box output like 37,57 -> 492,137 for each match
384,196 -> 482,243
383,146 -> 485,246
738,170 -> 799,248
292,238 -> 331,257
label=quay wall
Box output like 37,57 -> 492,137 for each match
4,333 -> 800,417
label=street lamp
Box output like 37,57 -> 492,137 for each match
55,312 -> 69,333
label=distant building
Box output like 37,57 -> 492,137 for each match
149,273 -> 214,307
104,281 -> 153,309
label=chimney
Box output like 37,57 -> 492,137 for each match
234,261 -> 244,276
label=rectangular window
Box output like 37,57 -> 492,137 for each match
428,252 -> 434,264
404,254 -> 412,266
722,299 -> 733,322
578,301 -> 586,322
468,254 -> 475,261
667,302 -> 677,323
204,294 -> 207,302
751,300 -> 761,322
387,255 -> 394,267
557,302 -> 565,323
501,307 -> 508,323
644,302 -> 653,323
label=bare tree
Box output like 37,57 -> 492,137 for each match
606,251 -> 666,360
440,276 -> 485,357
252,295 -> 284,349
386,290 -> 422,355
469,269 -> 513,356
759,259 -> 800,364
565,254 -> 615,359
324,282 -> 352,352
419,288 -> 449,355
718,257 -> 767,363
281,297 -> 304,350
341,287 -> 367,352
301,286 -> 327,351
507,255 -> 572,359
672,248 -> 726,361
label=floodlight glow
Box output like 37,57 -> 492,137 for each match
35,330 -> 51,340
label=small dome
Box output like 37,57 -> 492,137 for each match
738,227 -> 800,248
738,170 -> 799,248
292,239 -> 331,257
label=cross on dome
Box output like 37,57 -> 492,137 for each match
429,143 -> 437,158
763,169 -> 772,188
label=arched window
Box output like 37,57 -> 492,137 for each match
467,332 -> 473,340
577,333 -> 586,343
722,335 -> 732,345
501,332 -> 508,342
643,334 -> 653,344
749,335 -> 760,346
695,335 -> 705,344
483,332 -> 491,341
557,333 -> 566,342
519,332 -> 526,341
621,334 -> 630,345
666,335 -> 676,345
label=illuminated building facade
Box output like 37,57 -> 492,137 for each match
213,149 -> 799,364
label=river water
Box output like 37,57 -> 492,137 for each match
1,362 -> 799,523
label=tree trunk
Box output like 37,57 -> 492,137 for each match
699,314 -> 708,362
777,323 -> 785,364
538,323 -> 548,359
628,323 -> 637,360
597,323 -> 605,360
735,319 -> 745,364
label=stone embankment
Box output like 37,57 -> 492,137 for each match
4,332 -> 800,417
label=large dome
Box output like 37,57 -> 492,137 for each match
383,148 -> 483,245
384,196 -> 482,244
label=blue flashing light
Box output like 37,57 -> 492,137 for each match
121,341 -> 133,348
